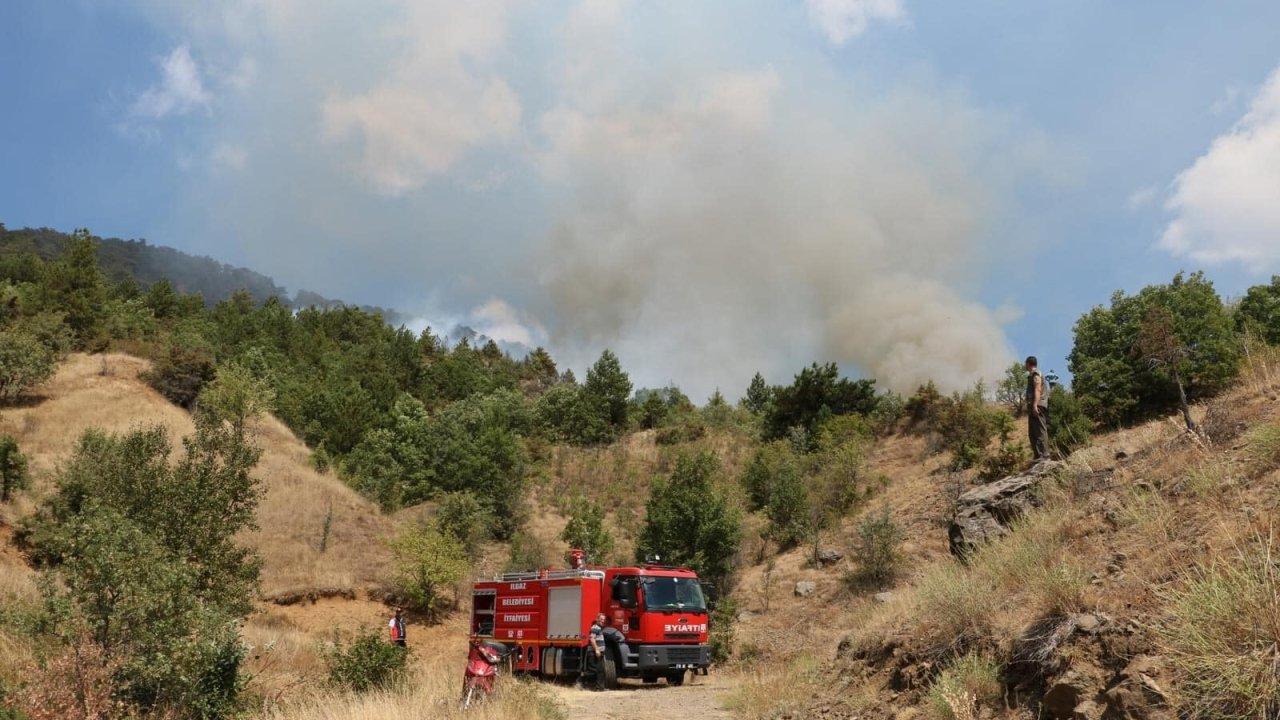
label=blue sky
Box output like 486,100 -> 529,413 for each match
2,1 -> 1279,398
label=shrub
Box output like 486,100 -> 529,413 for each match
655,418 -> 706,445
764,464 -> 809,548
995,362 -> 1029,416
535,383 -> 607,445
388,524 -> 468,622
505,531 -> 553,573
325,630 -> 407,692
636,452 -> 742,597
847,507 -> 904,589
435,491 -> 492,557
931,386 -> 997,469
0,329 -> 55,403
0,436 -> 28,503
560,497 -> 614,564
1047,385 -> 1092,455
143,344 -> 216,408
740,443 -> 797,511
1157,536 -> 1280,719
1235,275 -> 1280,345
905,381 -> 943,428
708,598 -> 737,663
1242,423 -> 1280,476
977,442 -> 1028,482
197,361 -> 275,431
926,652 -> 1002,720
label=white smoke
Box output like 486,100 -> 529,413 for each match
535,4 -> 1028,397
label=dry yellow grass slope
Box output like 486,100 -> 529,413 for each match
0,353 -> 391,598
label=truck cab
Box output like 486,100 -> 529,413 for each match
604,566 -> 711,683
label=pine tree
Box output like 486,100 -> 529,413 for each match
584,349 -> 632,430
743,372 -> 771,414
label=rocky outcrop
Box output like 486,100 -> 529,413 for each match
948,461 -> 1062,557
794,580 -> 816,597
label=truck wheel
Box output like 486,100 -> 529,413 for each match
598,654 -> 619,690
665,670 -> 686,686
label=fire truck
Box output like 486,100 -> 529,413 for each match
468,551 -> 711,688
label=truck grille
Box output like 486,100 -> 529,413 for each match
667,647 -> 704,664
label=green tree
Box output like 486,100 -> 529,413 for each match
0,435 -> 29,502
995,362 -> 1029,416
931,384 -> 998,469
764,463 -> 809,548
388,523 -> 469,622
638,391 -> 669,430
143,344 -> 217,409
583,349 -> 632,433
560,497 -> 614,563
34,229 -> 107,346
1070,272 -> 1239,428
742,372 -> 771,414
435,491 -> 492,557
764,363 -> 879,442
0,329 -> 56,402
198,361 -> 276,433
27,415 -> 261,719
636,452 -> 742,596
1236,275 -> 1280,344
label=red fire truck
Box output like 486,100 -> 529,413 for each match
468,552 -> 711,688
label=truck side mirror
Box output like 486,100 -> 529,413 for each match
615,579 -> 638,609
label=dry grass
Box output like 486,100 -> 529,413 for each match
721,654 -> 824,720
0,353 -> 393,597
1157,534 -> 1280,719
1242,422 -> 1280,477
925,652 -> 1002,720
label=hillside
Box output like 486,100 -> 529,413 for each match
0,224 -> 405,322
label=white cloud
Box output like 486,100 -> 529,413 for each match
805,0 -> 905,46
1159,66 -> 1280,269
131,45 -> 212,118
1126,184 -> 1158,210
321,1 -> 521,195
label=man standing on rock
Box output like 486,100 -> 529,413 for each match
1025,356 -> 1051,461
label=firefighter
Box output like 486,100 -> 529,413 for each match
1025,356 -> 1051,461
582,613 -> 607,689
388,606 -> 407,648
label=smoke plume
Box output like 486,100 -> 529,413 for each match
536,9 -> 1028,397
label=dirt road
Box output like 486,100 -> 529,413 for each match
549,674 -> 735,719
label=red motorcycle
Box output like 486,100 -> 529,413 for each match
461,639 -> 512,708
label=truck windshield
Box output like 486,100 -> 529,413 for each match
642,576 -> 706,612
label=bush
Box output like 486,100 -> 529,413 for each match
740,443 -> 796,511
24,417 -> 261,719
1047,385 -> 1092,456
708,598 -> 737,663
931,386 -> 998,469
505,531 -> 553,573
636,452 -> 742,597
197,361 -> 275,431
325,630 -> 407,692
560,497 -> 614,564
847,507 -> 903,589
0,330 -> 55,403
977,442 -> 1029,482
435,491 -> 492,557
388,524 -> 468,622
1157,536 -> 1280,719
143,344 -> 216,408
0,436 -> 28,503
925,652 -> 1002,720
654,418 -> 706,445
905,381 -> 943,428
1235,275 -> 1280,344
764,464 -> 809,548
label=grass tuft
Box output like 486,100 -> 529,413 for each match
1157,534 -> 1280,719
1242,423 -> 1280,476
925,652 -> 1002,720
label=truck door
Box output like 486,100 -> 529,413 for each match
610,575 -> 640,635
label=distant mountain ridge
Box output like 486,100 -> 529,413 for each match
0,223 -> 407,324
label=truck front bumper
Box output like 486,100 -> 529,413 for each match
635,644 -> 711,671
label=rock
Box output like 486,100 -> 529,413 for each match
874,591 -> 895,604
794,581 -> 816,597
1072,699 -> 1103,720
815,548 -> 844,566
1103,655 -> 1171,719
1114,447 -> 1136,461
948,461 -> 1062,557
1043,669 -> 1102,719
